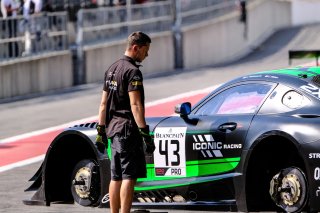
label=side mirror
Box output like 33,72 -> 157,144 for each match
175,102 -> 191,117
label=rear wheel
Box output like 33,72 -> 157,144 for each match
269,167 -> 308,213
71,159 -> 100,206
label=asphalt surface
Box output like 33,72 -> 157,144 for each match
1,23 -> 320,213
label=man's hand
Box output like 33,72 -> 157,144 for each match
95,124 -> 108,153
139,125 -> 155,154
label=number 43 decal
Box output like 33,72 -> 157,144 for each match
154,127 -> 187,177
159,139 -> 180,166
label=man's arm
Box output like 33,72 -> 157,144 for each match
129,90 -> 146,128
129,90 -> 155,154
98,90 -> 108,125
1,1 -> 7,18
95,90 -> 108,153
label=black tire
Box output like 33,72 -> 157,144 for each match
270,167 -> 308,213
71,159 -> 100,206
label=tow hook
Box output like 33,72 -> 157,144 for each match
72,180 -> 86,185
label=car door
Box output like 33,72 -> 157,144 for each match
152,83 -> 275,179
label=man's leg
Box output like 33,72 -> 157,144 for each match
120,179 -> 136,213
109,180 -> 122,213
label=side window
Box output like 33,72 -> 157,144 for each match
258,84 -> 311,114
282,90 -> 308,109
195,84 -> 272,115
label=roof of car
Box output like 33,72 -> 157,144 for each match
256,66 -> 320,78
230,66 -> 320,85
220,66 -> 320,94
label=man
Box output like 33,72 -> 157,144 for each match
235,0 -> 246,23
95,31 -> 155,213
23,0 -> 42,16
1,0 -> 20,57
1,0 -> 20,18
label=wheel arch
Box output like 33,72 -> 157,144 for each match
43,130 -> 98,205
244,131 -> 307,212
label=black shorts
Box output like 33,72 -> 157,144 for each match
110,133 -> 146,181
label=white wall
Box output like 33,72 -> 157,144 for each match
0,52 -> 73,99
183,0 -> 292,69
291,0 -> 320,25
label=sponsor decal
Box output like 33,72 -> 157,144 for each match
131,81 -> 142,86
243,74 -> 281,79
224,144 -> 242,149
316,186 -> 320,197
106,80 -> 117,91
309,153 -> 320,159
154,127 -> 187,177
101,193 -> 110,203
300,83 -> 320,99
314,167 -> 320,181
192,134 -> 223,158
242,75 -> 262,79
264,75 -> 278,79
192,134 -> 242,158
317,187 -> 320,197
155,132 -> 185,139
155,168 -> 170,176
133,75 -> 141,81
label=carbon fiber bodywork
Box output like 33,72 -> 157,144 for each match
24,66 -> 320,212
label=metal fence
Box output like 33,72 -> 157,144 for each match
76,0 -> 237,45
0,0 -> 239,62
0,12 -> 68,61
179,0 -> 237,26
76,0 -> 173,46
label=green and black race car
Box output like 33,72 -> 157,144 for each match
24,66 -> 320,213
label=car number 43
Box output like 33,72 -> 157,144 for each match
153,127 -> 187,177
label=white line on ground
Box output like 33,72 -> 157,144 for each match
0,155 -> 45,173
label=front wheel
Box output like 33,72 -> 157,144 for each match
269,167 -> 308,213
71,159 -> 101,206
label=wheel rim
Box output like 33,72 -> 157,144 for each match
270,167 -> 308,213
71,159 -> 100,206
73,166 -> 92,199
280,173 -> 301,206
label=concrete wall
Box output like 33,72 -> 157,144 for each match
247,0 -> 291,47
183,0 -> 292,69
84,31 -> 175,83
0,51 -> 73,99
183,13 -> 246,68
291,0 -> 320,26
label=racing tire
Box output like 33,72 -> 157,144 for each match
269,167 -> 308,213
71,159 -> 100,206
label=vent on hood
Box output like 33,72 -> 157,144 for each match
312,75 -> 320,86
72,122 -> 97,129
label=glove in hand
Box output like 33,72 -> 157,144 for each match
95,124 -> 108,153
139,125 -> 155,154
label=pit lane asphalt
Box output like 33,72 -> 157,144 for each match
1,24 -> 320,213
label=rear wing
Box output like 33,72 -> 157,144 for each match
289,50 -> 320,66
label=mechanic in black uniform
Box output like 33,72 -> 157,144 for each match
95,31 -> 155,213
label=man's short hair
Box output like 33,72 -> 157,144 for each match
127,31 -> 151,48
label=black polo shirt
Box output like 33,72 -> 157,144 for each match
103,55 -> 145,138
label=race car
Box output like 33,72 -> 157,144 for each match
24,66 -> 320,213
